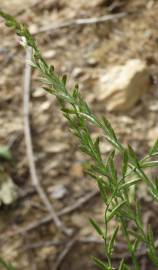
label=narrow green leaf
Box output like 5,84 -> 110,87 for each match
147,227 -> 158,266
119,178 -> 141,191
147,226 -> 154,246
89,218 -> 104,238
72,87 -> 79,99
79,145 -> 92,156
92,256 -> 108,270
48,65 -> 54,73
107,200 -> 127,222
106,150 -> 115,170
108,225 -> 119,256
119,260 -> 130,270
102,116 -> 117,141
61,108 -> 76,114
120,210 -> 134,221
141,160 -> 158,168
135,201 -> 143,228
150,189 -> 158,201
132,238 -> 141,253
154,178 -> 158,191
122,150 -> 128,178
94,137 -> 100,153
40,77 -> 53,85
118,259 -> 125,270
128,145 -> 139,168
62,74 -> 67,86
128,145 -> 154,188
109,152 -> 117,184
97,178 -> 109,204
38,59 -> 47,74
94,137 -> 102,162
91,164 -> 109,177
149,138 -> 158,155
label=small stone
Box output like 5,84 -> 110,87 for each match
38,101 -> 51,112
149,102 -> 158,112
43,50 -> 56,59
48,184 -> 67,200
45,143 -> 69,153
29,24 -> 38,34
86,57 -> 98,66
97,59 -> 150,111
0,169 -> 18,205
72,67 -> 83,78
32,88 -> 46,98
147,0 -> 154,9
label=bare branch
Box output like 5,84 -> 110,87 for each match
23,47 -> 72,236
33,12 -> 127,35
54,236 -> 77,270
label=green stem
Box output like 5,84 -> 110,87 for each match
121,219 -> 140,270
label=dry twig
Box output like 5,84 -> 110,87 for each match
58,189 -> 99,216
23,232 -> 38,270
22,236 -> 106,252
23,47 -> 71,236
13,189 -> 99,235
23,235 -> 153,263
33,12 -> 126,35
54,236 -> 77,270
22,236 -> 129,252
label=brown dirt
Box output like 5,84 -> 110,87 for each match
0,0 -> 158,269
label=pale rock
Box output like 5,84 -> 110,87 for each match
45,142 -> 69,153
149,102 -> 158,112
29,24 -> 38,35
43,50 -> 56,59
38,101 -> 51,112
32,88 -> 46,98
48,184 -> 67,200
97,59 -> 150,111
87,57 -> 98,66
72,67 -> 83,78
0,169 -> 18,205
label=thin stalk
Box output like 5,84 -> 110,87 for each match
121,219 -> 140,270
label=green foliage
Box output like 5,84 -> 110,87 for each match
0,145 -> 12,161
1,10 -> 158,269
0,258 -> 16,270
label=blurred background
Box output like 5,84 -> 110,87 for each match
0,0 -> 158,269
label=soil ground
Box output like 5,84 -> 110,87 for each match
0,0 -> 158,269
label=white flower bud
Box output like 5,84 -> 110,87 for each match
19,36 -> 27,47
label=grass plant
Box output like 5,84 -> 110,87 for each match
1,10 -> 158,269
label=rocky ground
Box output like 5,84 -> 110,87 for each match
0,0 -> 158,269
